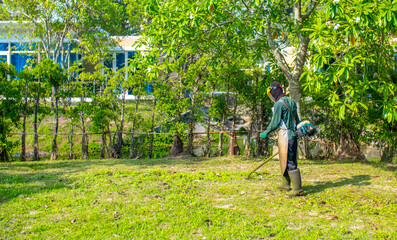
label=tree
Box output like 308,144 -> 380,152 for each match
126,55 -> 148,159
303,0 -> 397,160
139,0 -> 320,115
18,69 -> 35,161
31,58 -> 65,160
0,63 -> 21,162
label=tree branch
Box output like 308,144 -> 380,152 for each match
294,0 -> 302,24
265,18 -> 292,80
241,0 -> 251,13
302,0 -> 318,22
292,35 -> 310,80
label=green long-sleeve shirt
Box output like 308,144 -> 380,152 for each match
263,96 -> 301,139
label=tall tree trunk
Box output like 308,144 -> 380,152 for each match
51,96 -> 59,160
169,71 -> 185,157
228,95 -> 240,155
81,114 -> 88,159
33,80 -> 41,161
20,79 -> 29,162
288,77 -> 302,119
68,82 -> 74,160
68,125 -> 74,160
187,112 -> 195,156
256,100 -> 266,157
245,108 -> 255,157
51,86 -> 55,112
0,129 -> 9,162
148,99 -> 157,159
80,80 -> 88,159
100,132 -> 108,159
303,137 -> 312,160
115,90 -> 126,158
129,93 -> 141,159
204,91 -> 215,157
187,76 -> 199,156
108,126 -> 116,158
218,85 -> 230,156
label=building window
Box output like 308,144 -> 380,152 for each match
0,55 -> 7,63
128,51 -> 135,60
116,53 -> 125,70
11,54 -> 34,72
11,42 -> 36,51
0,43 -> 8,51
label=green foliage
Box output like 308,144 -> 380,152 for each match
301,0 -> 397,158
0,63 -> 22,161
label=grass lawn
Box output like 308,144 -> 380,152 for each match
0,157 -> 396,239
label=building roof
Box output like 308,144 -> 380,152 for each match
110,36 -> 148,51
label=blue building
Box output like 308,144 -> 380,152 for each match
0,21 -> 153,96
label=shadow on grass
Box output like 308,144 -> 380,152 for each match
18,156 -> 212,171
305,174 -> 371,194
0,156 -> 392,203
304,158 -> 397,177
0,171 -> 69,204
0,157 -> 211,204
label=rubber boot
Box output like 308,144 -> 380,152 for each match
285,168 -> 304,198
277,172 -> 291,191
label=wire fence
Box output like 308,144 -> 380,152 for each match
10,130 -> 263,136
9,129 -> 268,160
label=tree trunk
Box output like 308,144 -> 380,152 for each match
33,80 -> 41,161
204,118 -> 212,157
187,76 -> 200,156
217,86 -> 230,156
108,127 -> 116,158
67,79 -> 74,160
217,132 -> 224,157
288,77 -> 302,119
245,110 -> 255,157
0,128 -> 8,162
228,95 -> 240,155
100,133 -> 108,159
130,91 -> 141,159
335,127 -> 365,160
81,114 -> 88,159
20,79 -> 28,162
187,110 -> 195,156
381,145 -> 395,163
0,151 -> 8,162
80,80 -> 88,159
51,96 -> 59,160
51,86 -> 55,112
302,137 -> 312,160
169,134 -> 184,157
204,91 -> 215,158
148,99 -> 157,159
68,125 -> 74,160
115,91 -> 126,159
256,100 -> 266,157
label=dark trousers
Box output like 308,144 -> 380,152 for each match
287,137 -> 298,171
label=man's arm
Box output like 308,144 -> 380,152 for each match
261,102 -> 282,138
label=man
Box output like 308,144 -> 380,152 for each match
260,81 -> 303,197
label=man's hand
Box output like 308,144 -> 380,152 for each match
260,132 -> 267,139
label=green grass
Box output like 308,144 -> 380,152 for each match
1,157 -> 396,239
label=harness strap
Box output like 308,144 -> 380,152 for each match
279,99 -> 296,124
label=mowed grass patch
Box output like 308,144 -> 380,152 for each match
0,157 -> 396,239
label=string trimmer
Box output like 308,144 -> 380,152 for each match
246,152 -> 279,179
